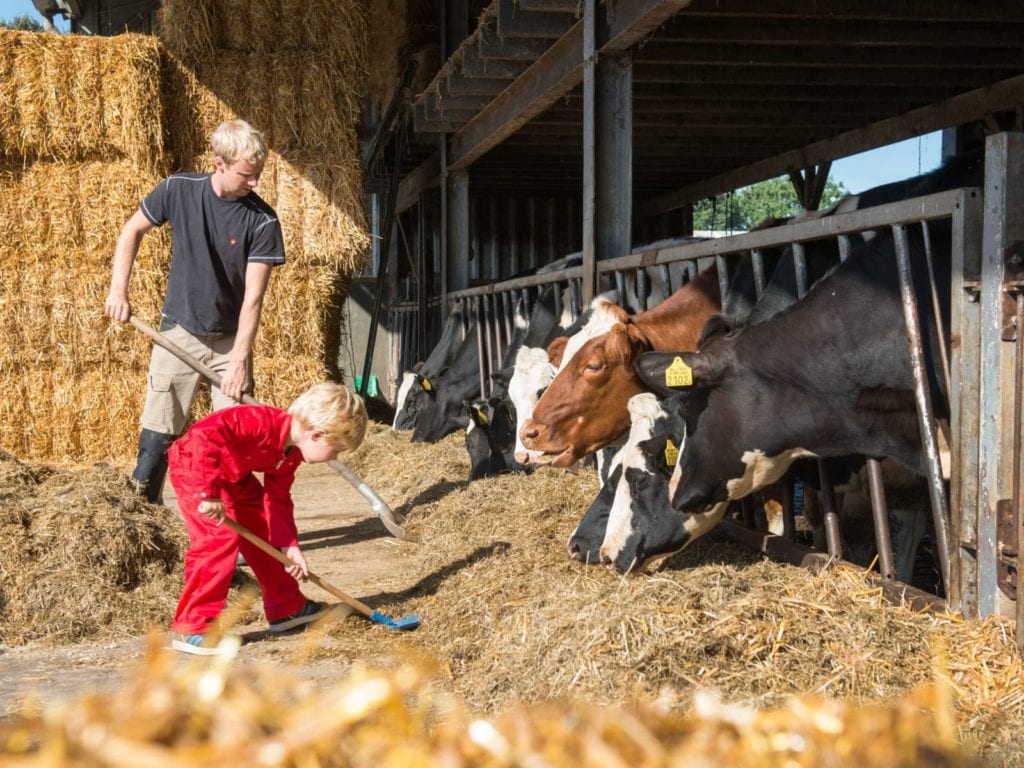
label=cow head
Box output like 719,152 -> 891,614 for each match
567,462 -> 620,564
464,396 -> 522,480
392,367 -> 424,430
635,349 -> 815,516
520,301 -> 652,466
594,393 -> 723,572
509,345 -> 557,464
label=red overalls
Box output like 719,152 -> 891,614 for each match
167,405 -> 308,634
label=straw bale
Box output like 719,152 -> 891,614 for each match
4,31 -> 165,168
258,262 -> 338,359
276,154 -> 369,271
0,651 -> 982,766
269,61 -> 304,150
154,0 -> 218,64
0,32 -> 17,156
159,50 -> 204,170
0,451 -> 187,645
252,354 -> 335,409
367,0 -> 407,115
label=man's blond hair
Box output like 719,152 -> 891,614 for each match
210,119 -> 268,166
289,382 -> 367,452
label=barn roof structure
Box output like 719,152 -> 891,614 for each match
380,0 -> 1024,222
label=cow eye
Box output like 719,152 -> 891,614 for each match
585,360 -> 604,373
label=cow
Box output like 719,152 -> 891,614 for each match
410,311 -> 483,443
392,299 -> 466,430
633,221 -> 953,546
519,267 -> 722,467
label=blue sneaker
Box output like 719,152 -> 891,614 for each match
171,632 -> 223,656
268,600 -> 329,633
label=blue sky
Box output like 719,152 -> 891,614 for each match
0,0 -> 942,193
0,0 -> 68,31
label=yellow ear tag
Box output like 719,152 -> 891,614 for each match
421,377 -> 433,392
477,409 -> 489,425
665,357 -> 693,388
664,438 -> 679,467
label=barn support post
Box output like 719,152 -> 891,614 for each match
447,170 -> 470,293
951,188 -> 984,615
977,131 -> 1024,624
581,0 -> 596,305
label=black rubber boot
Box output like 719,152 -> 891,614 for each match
131,429 -> 177,504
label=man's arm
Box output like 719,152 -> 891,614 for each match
220,261 -> 273,401
104,209 -> 155,322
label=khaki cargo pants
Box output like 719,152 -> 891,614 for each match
140,322 -> 251,436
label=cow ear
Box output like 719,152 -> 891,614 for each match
464,402 -> 488,426
417,373 -> 435,392
547,335 -> 569,367
635,351 -> 723,394
604,322 -> 648,364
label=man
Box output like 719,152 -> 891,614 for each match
104,119 -> 284,503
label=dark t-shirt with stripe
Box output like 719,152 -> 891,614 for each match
140,173 -> 285,335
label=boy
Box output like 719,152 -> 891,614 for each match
167,382 -> 367,655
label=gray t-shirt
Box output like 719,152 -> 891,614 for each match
140,173 -> 285,335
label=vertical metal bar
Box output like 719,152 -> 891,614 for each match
1014,293 -> 1023,647
595,51 -> 633,301
509,198 -> 519,276
502,291 -> 514,351
922,220 -> 953,399
865,458 -> 896,582
637,267 -> 648,311
818,460 -> 844,560
581,0 -> 596,304
660,264 -> 672,299
474,296 -> 487,399
715,255 -> 730,305
482,295 -> 496,394
614,270 -> 626,307
893,222 -> 953,596
527,197 -> 537,270
950,188 -> 983,615
751,248 -> 766,298
792,241 -> 808,296
838,234 -> 852,262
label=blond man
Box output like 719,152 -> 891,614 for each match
105,119 -> 283,502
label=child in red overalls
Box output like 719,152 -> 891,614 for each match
166,382 -> 367,655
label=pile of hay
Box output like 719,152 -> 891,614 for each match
0,451 -> 187,645
0,648 -> 978,766
0,1 -> 370,465
329,428 -> 1024,765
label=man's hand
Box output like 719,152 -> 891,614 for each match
280,545 -> 309,581
218,358 -> 250,402
198,499 -> 226,523
104,292 -> 132,323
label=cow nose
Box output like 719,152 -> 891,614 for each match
514,450 -> 529,464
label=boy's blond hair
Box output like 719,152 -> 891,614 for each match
289,382 -> 367,452
210,119 -> 268,166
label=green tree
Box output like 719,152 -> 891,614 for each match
0,14 -> 45,31
693,175 -> 848,232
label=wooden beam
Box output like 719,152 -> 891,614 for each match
516,0 -> 581,11
460,44 -> 525,79
450,0 -> 694,170
396,153 -> 441,213
676,0 -> 1020,23
496,0 -> 576,39
640,73 -> 1024,216
477,22 -> 552,59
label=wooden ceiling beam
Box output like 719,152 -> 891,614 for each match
679,0 -> 1019,24
496,0 -> 576,39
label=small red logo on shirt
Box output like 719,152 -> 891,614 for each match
230,238 -> 237,246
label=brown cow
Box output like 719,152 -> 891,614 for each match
519,267 -> 721,467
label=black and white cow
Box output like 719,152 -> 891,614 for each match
635,221 -> 953,539
393,300 -> 467,431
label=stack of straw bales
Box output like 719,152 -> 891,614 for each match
0,0 -> 370,465
0,31 -> 171,462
